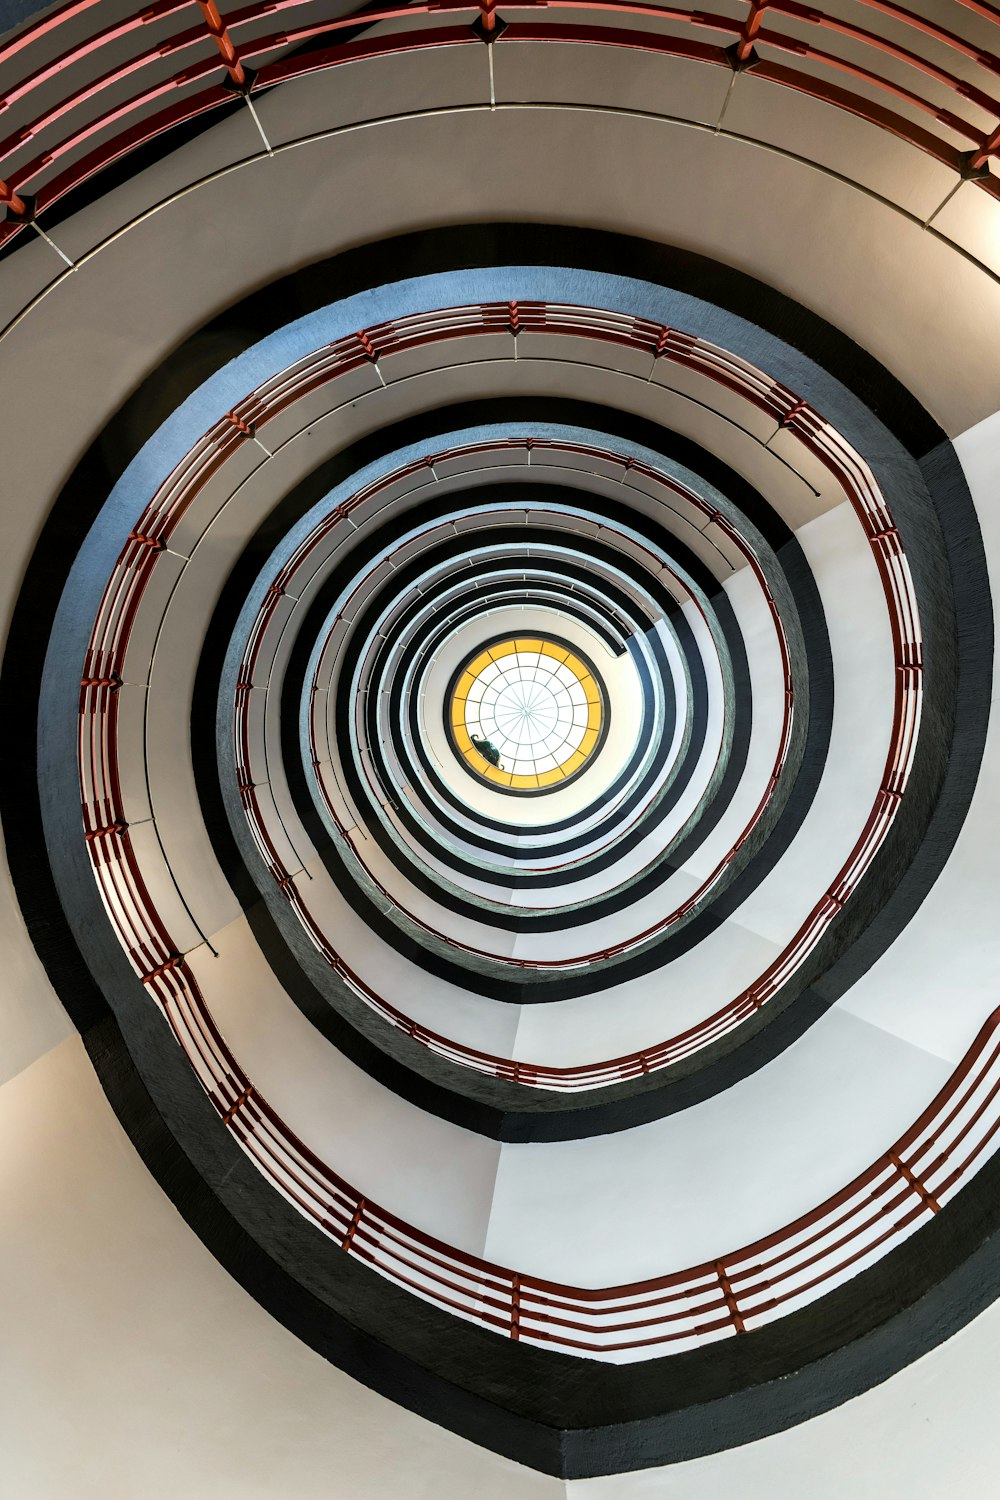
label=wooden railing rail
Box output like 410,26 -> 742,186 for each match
2,0 -> 1000,255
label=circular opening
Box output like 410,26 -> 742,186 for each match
448,636 -> 606,793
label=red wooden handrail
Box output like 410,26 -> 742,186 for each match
74,621 -> 1000,1351
2,0 -> 1000,254
76,298 -> 920,1092
0,0 -> 969,1359
77,658 -> 1000,1354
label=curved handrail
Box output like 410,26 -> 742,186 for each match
78,532 -> 999,1351
81,297 -> 919,1087
3,0 -> 1000,254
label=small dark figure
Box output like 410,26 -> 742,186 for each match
470,732 -> 503,769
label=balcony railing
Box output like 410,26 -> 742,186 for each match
68,276 -> 992,1359
219,301 -> 918,1084
79,636 -> 1000,1354
2,0 -> 1000,259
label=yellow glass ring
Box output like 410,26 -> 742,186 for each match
449,637 -> 606,792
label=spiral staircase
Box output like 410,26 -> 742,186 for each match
2,0 -> 1000,1492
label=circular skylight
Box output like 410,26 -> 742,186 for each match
449,638 -> 604,791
